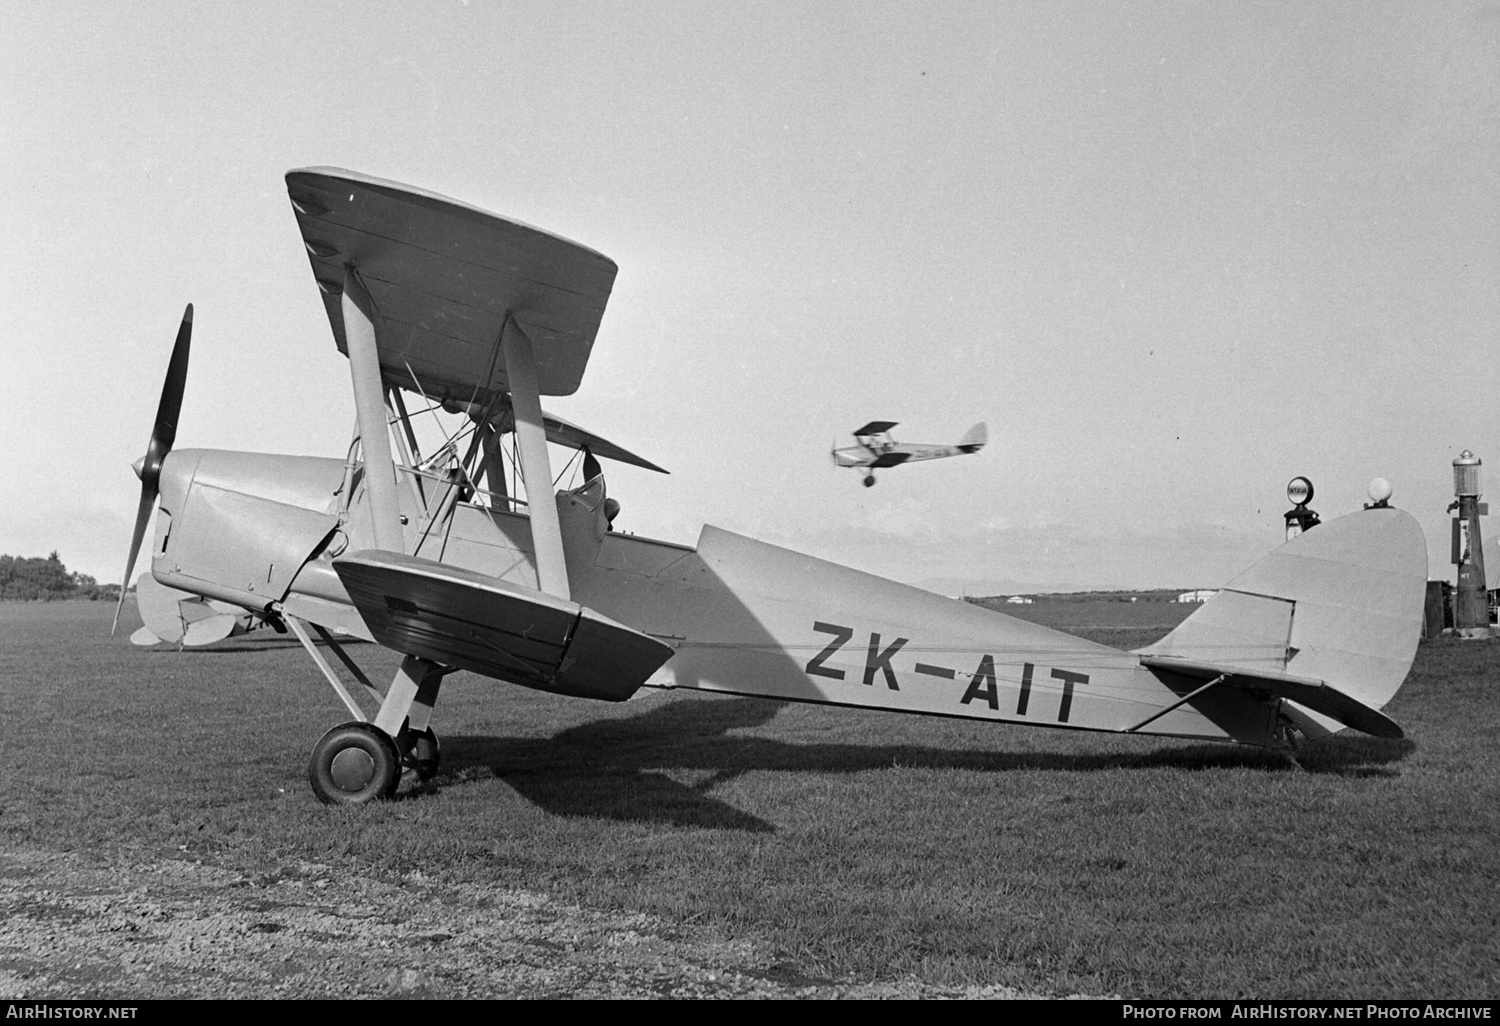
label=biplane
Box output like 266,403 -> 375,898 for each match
116,168 -> 1427,805
832,421 -> 987,486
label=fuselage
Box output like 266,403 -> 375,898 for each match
832,441 -> 969,468
147,446 -> 1288,748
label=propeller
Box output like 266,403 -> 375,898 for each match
113,304 -> 193,636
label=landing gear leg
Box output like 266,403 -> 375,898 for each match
287,615 -> 448,802
397,666 -> 444,782
402,726 -> 441,781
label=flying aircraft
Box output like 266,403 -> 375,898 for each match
116,167 -> 1427,805
832,421 -> 987,486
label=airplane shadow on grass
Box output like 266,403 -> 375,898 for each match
430,694 -> 1415,831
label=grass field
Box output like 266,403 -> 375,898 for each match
2,599 -> 1496,998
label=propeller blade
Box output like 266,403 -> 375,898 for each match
114,304 -> 193,638
140,304 -> 193,492
112,486 -> 156,637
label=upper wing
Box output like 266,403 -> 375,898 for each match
540,410 -> 667,474
286,167 -> 616,401
438,399 -> 666,473
853,420 -> 899,439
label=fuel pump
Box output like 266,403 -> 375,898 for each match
1448,451 -> 1489,637
1284,476 -> 1321,541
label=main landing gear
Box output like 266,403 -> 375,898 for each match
284,615 -> 446,805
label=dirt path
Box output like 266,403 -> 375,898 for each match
0,844 -> 1059,999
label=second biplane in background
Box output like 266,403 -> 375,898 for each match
832,421 -> 987,487
114,168 -> 1427,806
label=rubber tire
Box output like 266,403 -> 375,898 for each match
408,727 -> 441,781
308,722 -> 402,805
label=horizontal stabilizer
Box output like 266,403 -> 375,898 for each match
1139,655 -> 1403,739
135,572 -> 249,646
136,573 -> 189,643
182,613 -> 243,647
129,626 -> 162,647
333,550 -> 674,701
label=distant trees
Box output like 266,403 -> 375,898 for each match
0,552 -> 119,601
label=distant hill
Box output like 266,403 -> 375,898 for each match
913,576 -> 1079,598
914,576 -> 1213,603
960,590 -> 1201,633
967,589 -> 1192,607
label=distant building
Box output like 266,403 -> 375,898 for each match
1005,595 -> 1034,605
1176,589 -> 1216,603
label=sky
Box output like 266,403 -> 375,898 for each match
3,1 -> 1497,594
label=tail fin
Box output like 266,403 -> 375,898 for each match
958,422 -> 987,453
1137,506 -> 1427,738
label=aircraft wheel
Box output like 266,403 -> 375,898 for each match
862,475 -> 876,488
307,722 -> 401,805
407,727 -> 441,781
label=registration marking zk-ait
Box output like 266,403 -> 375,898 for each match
803,620 -> 1090,722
